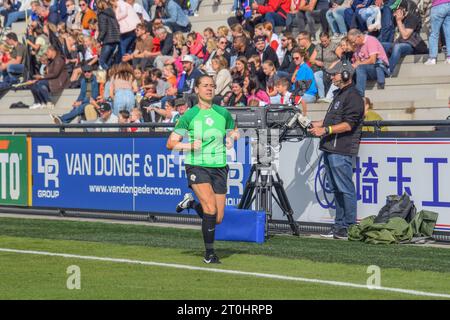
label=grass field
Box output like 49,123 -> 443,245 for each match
0,216 -> 449,300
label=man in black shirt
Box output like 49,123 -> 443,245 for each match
254,35 -> 279,69
309,61 -> 364,240
381,0 -> 427,73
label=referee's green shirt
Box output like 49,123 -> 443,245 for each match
174,104 -> 235,167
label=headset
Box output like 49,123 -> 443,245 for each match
341,62 -> 351,82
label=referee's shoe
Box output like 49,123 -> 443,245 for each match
204,253 -> 221,264
176,193 -> 194,212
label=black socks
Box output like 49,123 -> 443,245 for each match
192,200 -> 204,219
202,214 -> 216,256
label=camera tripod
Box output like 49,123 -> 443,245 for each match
238,162 -> 300,237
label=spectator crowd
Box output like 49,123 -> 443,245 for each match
0,0 -> 447,130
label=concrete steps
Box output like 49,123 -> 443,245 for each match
394,63 -> 450,77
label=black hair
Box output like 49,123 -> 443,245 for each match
246,75 -> 263,94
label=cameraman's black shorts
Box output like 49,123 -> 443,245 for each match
185,165 -> 229,194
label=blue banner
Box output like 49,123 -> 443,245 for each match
31,137 -> 251,214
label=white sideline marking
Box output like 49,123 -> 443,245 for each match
0,247 -> 449,299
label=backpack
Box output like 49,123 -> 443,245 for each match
374,193 -> 417,224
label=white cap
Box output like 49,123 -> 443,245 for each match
181,55 -> 195,64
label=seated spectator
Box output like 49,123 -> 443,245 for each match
344,0 -> 374,32
212,56 -> 232,102
297,31 -> 319,71
118,109 -> 131,132
2,0 -> 32,29
70,35 -> 99,84
26,25 -> 50,74
0,32 -> 26,85
202,36 -> 231,76
154,0 -> 191,33
298,0 -> 331,37
95,101 -> 119,132
362,97 -> 387,131
177,54 -> 204,105
339,36 -> 355,63
291,48 -> 318,103
254,35 -> 280,68
51,64 -> 99,124
231,56 -> 249,79
278,32 -> 297,76
222,77 -> 247,106
377,0 -> 396,43
262,60 -> 280,98
424,0 -> 450,65
263,21 -> 284,63
186,31 -> 205,61
88,18 -> 99,40
231,35 -> 257,65
382,0 -> 428,73
122,23 -> 153,70
145,97 -> 179,130
65,0 -> 81,31
245,75 -> 270,106
152,27 -> 174,70
251,0 -> 291,29
347,28 -> 390,96
128,107 -> 142,132
139,80 -> 162,122
314,32 -> 341,101
79,0 -> 97,35
133,67 -> 144,88
150,68 -> 171,99
174,98 -> 189,117
248,54 -> 266,85
359,3 -> 382,32
163,64 -> 177,87
110,62 -> 138,114
29,46 -> 69,110
326,0 -> 352,38
271,77 -> 308,114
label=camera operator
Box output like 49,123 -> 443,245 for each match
308,61 -> 364,240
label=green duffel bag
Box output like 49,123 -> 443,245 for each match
411,210 -> 439,237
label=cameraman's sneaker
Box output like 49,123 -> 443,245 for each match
203,253 -> 221,264
320,228 -> 335,238
176,193 -> 194,213
333,229 -> 348,240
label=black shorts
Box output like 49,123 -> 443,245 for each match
185,165 -> 229,194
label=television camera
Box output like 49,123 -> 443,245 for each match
225,81 -> 313,236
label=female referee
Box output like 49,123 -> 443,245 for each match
166,75 -> 239,264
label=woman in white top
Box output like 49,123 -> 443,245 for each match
212,56 -> 232,101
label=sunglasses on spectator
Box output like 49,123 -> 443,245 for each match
80,3 -> 87,7
293,56 -> 301,60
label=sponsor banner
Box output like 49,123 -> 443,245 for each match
274,138 -> 450,232
31,137 -> 251,213
0,135 -> 28,206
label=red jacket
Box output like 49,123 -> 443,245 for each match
257,0 -> 290,19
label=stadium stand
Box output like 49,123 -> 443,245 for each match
0,0 -> 448,125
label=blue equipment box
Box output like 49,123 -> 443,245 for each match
215,206 -> 266,243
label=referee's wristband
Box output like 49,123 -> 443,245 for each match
328,126 -> 333,135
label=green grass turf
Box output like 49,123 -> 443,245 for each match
0,217 -> 449,299
0,235 -> 449,299
0,217 -> 449,273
